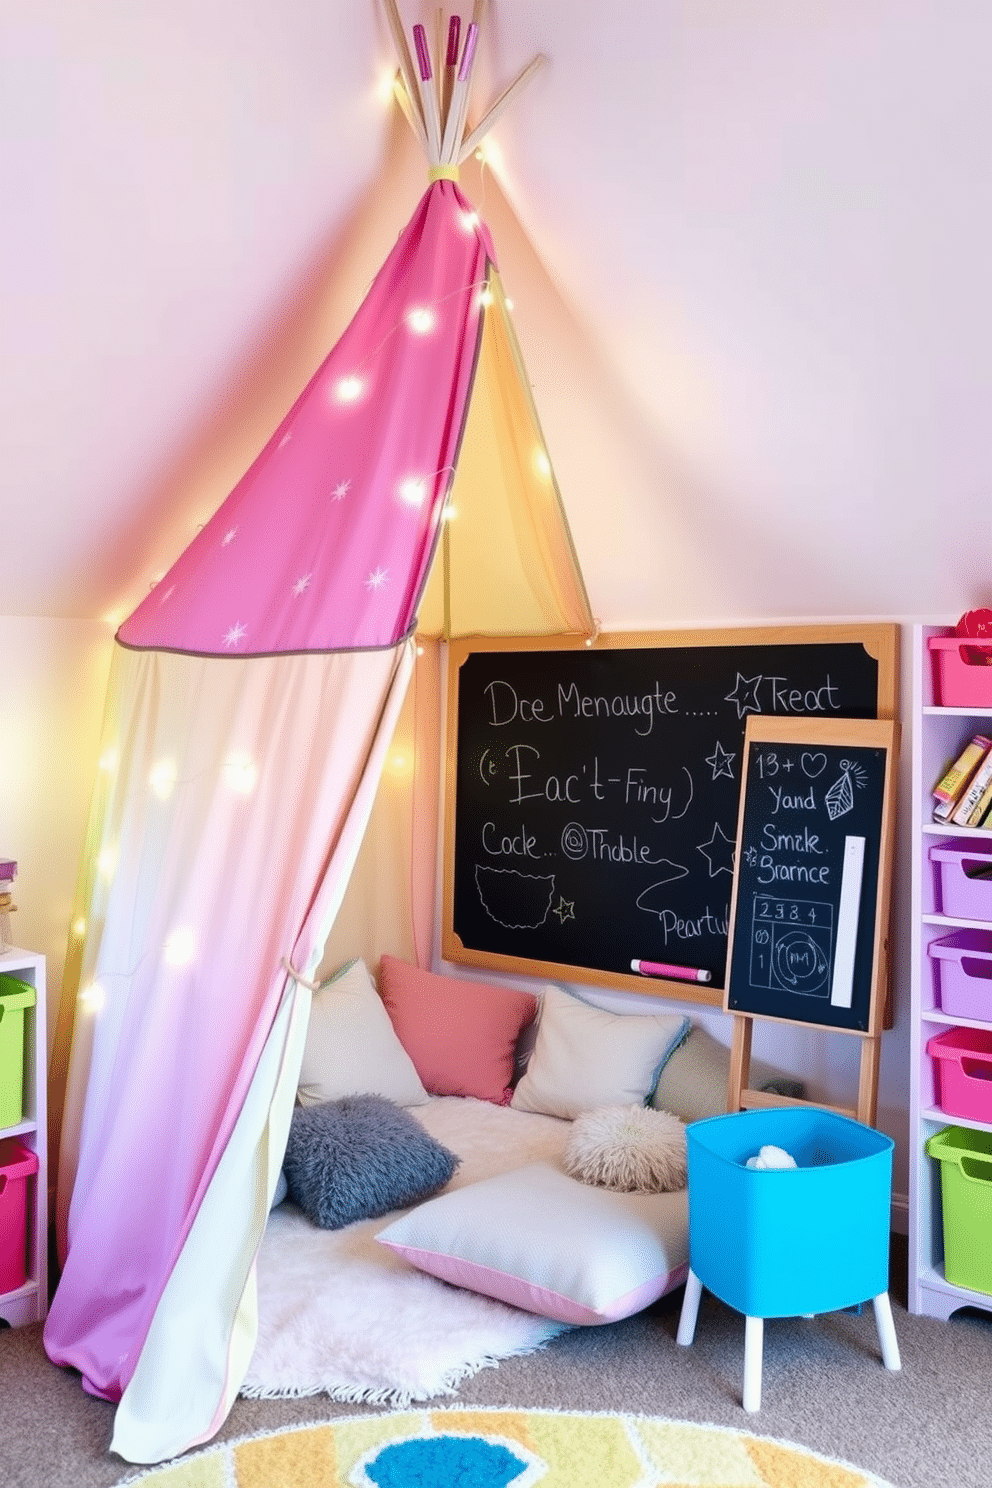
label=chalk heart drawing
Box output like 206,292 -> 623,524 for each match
475,865 -> 556,930
801,752 -> 828,779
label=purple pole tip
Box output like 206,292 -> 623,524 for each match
446,16 -> 461,67
457,22 -> 478,83
413,24 -> 432,81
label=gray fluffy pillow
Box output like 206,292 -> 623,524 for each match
283,1094 -> 459,1230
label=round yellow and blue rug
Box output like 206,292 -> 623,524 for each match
121,1406 -> 896,1487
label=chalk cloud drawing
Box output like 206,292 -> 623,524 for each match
475,866 -> 556,929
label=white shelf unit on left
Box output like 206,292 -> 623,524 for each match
0,945 -> 48,1325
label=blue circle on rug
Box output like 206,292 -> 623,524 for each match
362,1433 -> 529,1488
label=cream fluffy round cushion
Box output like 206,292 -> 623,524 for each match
563,1104 -> 687,1193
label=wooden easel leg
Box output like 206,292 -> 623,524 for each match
857,1034 -> 882,1125
728,1016 -> 753,1114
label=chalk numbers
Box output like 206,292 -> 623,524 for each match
755,750 -> 791,778
748,893 -> 834,997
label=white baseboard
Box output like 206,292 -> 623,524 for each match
890,1191 -> 908,1236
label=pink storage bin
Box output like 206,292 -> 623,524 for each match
928,635 -> 992,707
930,839 -> 992,921
927,1027 -> 992,1123
0,1137 -> 37,1292
929,929 -> 992,1018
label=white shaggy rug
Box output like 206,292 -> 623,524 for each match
241,1097 -> 572,1405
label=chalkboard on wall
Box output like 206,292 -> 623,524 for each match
724,716 -> 898,1034
443,626 -> 898,1004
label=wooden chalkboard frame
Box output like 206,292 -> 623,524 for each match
443,625 -> 898,1005
723,714 -> 899,1037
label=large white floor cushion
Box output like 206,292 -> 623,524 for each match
376,1161 -> 688,1326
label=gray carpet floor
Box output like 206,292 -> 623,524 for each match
2,1238 -> 989,1488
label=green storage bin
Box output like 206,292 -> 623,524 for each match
0,974 -> 35,1128
926,1125 -> 992,1295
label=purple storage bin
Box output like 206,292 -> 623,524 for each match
929,929 -> 992,1018
930,839 -> 992,921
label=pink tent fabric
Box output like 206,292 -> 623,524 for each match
45,180 -> 494,1413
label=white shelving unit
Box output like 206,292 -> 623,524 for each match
0,945 -> 48,1326
909,624 -> 992,1319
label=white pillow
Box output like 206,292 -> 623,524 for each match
563,1104 -> 687,1193
298,959 -> 429,1108
510,985 -> 689,1120
376,1161 -> 688,1325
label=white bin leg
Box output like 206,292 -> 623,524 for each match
742,1315 -> 763,1412
872,1292 -> 901,1372
676,1268 -> 703,1347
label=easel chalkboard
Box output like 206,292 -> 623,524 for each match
443,626 -> 898,1006
723,716 -> 899,1123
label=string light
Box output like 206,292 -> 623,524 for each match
149,760 -> 178,800
97,847 -> 117,879
442,504 -> 458,521
405,306 -> 437,335
164,928 -> 196,967
533,449 -> 552,481
477,287 -> 493,308
223,755 -> 258,794
79,981 -> 105,1013
333,375 -> 365,403
399,477 -> 427,507
72,917 -> 86,938
459,209 -> 480,233
99,748 -> 118,773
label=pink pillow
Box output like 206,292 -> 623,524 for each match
377,956 -> 537,1104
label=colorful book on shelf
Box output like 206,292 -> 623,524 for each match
0,858 -> 16,884
932,733 -> 992,817
952,748 -> 992,826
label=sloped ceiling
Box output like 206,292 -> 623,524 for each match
4,1 -> 991,627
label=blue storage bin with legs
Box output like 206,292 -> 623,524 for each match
686,1106 -> 893,1319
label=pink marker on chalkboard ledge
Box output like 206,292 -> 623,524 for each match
631,959 -> 712,984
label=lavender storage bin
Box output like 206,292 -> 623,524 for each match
930,840 -> 992,922
929,929 -> 992,1019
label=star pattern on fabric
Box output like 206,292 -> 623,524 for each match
331,480 -> 351,501
696,822 -> 736,877
221,528 -> 238,547
705,740 -> 736,781
293,575 -> 312,597
223,622 -> 247,648
365,566 -> 389,591
724,673 -> 762,718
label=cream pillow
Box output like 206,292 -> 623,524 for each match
298,959 -> 429,1108
510,984 -> 689,1120
649,1024 -> 803,1124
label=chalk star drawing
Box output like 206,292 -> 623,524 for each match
292,574 -> 312,597
221,527 -> 238,547
331,479 -> 351,501
365,566 -> 389,590
697,822 -> 736,877
724,673 -> 762,718
706,740 -> 736,781
553,896 -> 575,924
223,621 -> 247,648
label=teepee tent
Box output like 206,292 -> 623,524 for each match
44,4 -> 592,1465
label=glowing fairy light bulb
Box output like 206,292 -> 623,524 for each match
459,209 -> 480,233
399,477 -> 427,507
99,748 -> 118,773
442,504 -> 458,521
334,375 -> 364,404
79,981 -> 106,1013
150,760 -> 178,799
72,917 -> 86,938
405,306 -> 436,335
164,928 -> 196,967
97,847 -> 117,880
477,287 -> 493,308
224,755 -> 257,794
533,448 -> 552,481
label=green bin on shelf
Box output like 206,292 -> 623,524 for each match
926,1125 -> 992,1296
0,974 -> 35,1128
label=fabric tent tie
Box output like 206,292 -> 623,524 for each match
280,957 -> 320,993
428,165 -> 460,182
